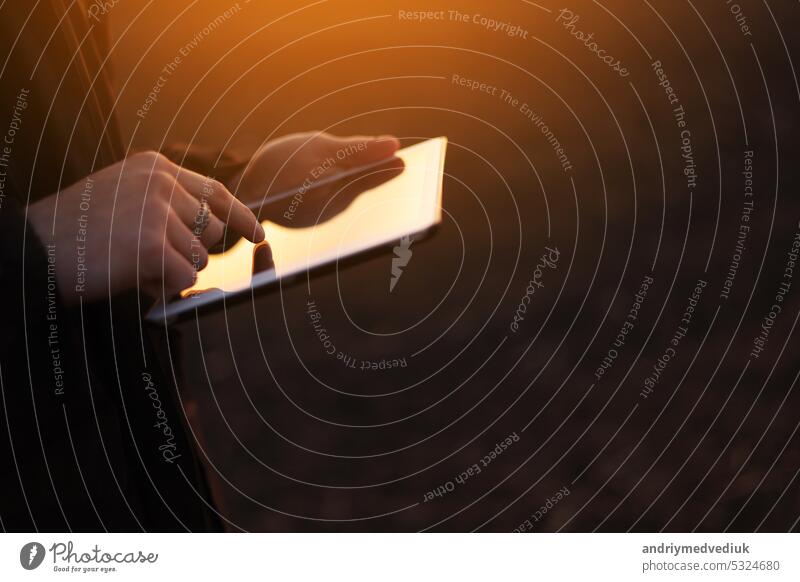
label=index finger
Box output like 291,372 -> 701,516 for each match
174,167 -> 265,243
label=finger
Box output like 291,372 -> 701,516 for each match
200,211 -> 225,249
322,134 -> 401,168
167,212 -> 208,271
168,183 -> 225,247
162,244 -> 197,297
140,241 -> 196,298
174,167 -> 265,243
252,241 -> 275,276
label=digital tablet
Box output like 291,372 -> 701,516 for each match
146,136 -> 448,324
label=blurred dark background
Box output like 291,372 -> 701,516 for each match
110,0 -> 800,531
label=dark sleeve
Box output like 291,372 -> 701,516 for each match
0,5 -> 221,532
0,198 -> 221,532
0,197 -> 132,531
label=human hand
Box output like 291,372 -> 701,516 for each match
28,151 -> 265,305
229,131 -> 400,208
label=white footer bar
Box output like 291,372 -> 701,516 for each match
1,533 -> 797,581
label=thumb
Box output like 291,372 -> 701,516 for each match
322,134 -> 400,168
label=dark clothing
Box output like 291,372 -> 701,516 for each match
0,2 -> 237,531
